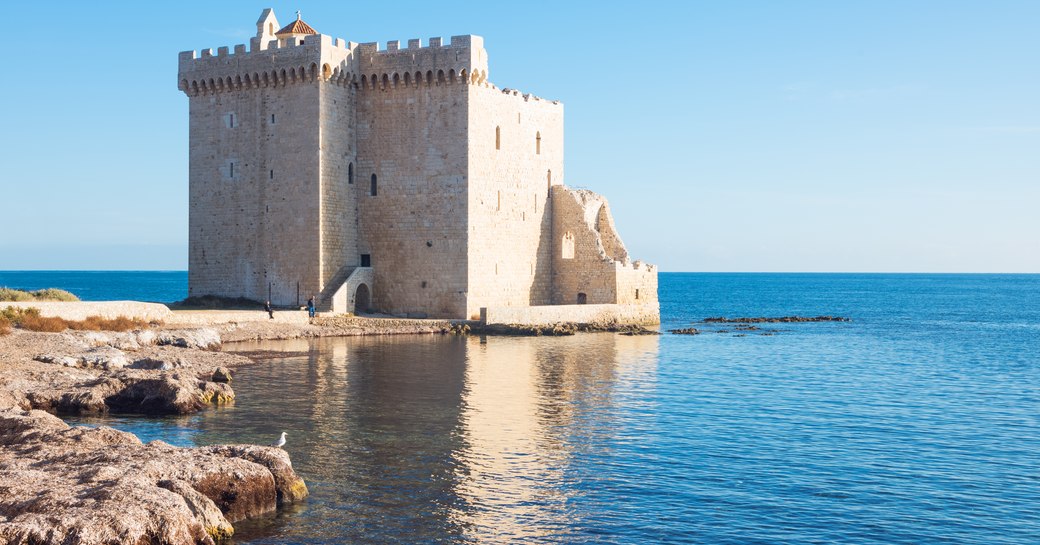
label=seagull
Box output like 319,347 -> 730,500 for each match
271,431 -> 287,448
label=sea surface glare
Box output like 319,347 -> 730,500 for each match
36,272 -> 1040,544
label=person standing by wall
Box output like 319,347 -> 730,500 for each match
264,300 -> 274,320
307,296 -> 316,319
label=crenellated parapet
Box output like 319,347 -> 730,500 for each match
178,34 -> 357,96
354,35 -> 489,91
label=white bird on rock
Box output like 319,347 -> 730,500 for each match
271,431 -> 287,448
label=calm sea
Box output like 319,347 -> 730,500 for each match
36,272 -> 1040,544
0,271 -> 188,303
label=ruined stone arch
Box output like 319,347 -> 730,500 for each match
437,70 -> 445,84
180,79 -> 189,92
370,74 -> 377,89
381,74 -> 389,89
225,76 -> 233,89
392,73 -> 400,86
460,68 -> 468,84
403,72 -> 410,86
414,71 -> 422,87
426,70 -> 433,85
471,70 -> 479,84
280,69 -> 287,84
448,69 -> 456,83
361,74 -> 367,87
191,80 -> 199,94
322,63 -> 331,80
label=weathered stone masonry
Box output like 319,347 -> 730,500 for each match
178,9 -> 658,323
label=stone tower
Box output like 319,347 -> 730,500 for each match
178,9 -> 658,322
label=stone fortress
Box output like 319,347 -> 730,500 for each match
177,9 -> 658,324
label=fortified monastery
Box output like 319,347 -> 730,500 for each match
178,9 -> 658,323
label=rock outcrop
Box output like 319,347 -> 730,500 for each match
0,408 -> 307,545
1,329 -> 246,416
702,316 -> 850,323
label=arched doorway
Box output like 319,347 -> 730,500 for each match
354,283 -> 371,314
577,292 -> 587,305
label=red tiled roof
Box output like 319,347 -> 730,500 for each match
275,18 -> 317,36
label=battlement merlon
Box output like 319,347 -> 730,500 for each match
177,33 -> 356,95
356,35 -> 489,84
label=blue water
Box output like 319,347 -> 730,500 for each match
48,272 -> 1040,544
0,270 -> 187,303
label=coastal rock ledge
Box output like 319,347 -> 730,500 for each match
0,409 -> 308,545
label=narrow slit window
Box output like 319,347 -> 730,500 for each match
269,169 -> 273,180
536,132 -> 541,154
348,163 -> 354,184
370,174 -> 377,196
636,289 -> 640,300
271,113 -> 276,124
229,113 -> 235,128
495,126 -> 501,150
229,162 -> 234,178
497,190 -> 501,211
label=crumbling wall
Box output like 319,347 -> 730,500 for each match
550,187 -> 657,308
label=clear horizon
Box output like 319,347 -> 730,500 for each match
2,1 -> 1037,273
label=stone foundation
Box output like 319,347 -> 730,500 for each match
480,303 -> 660,327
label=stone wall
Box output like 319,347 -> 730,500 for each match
465,85 -> 565,318
481,303 -> 660,326
550,187 -> 658,307
356,77 -> 471,318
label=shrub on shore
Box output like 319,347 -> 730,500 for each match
0,306 -> 155,333
0,316 -> 10,336
0,287 -> 80,302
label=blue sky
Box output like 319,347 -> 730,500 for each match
1,1 -> 1037,272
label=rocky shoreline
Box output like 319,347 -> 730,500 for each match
0,409 -> 306,544
0,323 -> 309,544
0,315 -> 663,544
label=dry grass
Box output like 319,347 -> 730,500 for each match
0,316 -> 11,336
0,287 -> 80,302
0,306 -> 154,333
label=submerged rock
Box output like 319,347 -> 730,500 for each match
702,316 -> 850,323
669,328 -> 701,335
0,408 -> 307,544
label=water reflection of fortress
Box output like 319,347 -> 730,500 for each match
245,334 -> 659,541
